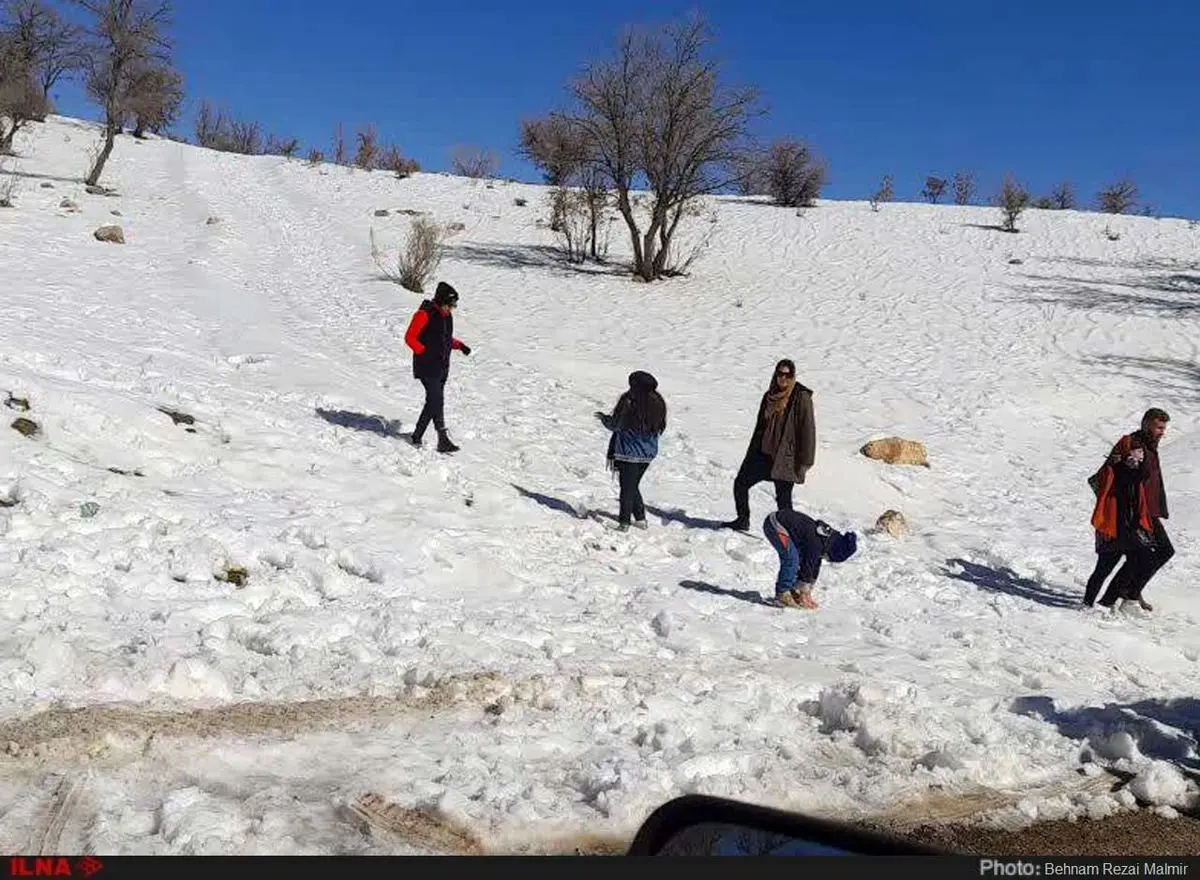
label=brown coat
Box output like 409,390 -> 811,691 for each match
744,383 -> 817,483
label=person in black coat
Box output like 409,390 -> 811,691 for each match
724,359 -> 817,531
404,282 -> 471,453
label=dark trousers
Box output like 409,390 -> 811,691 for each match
734,451 -> 794,523
1083,553 -> 1122,606
414,374 -> 446,439
1098,520 -> 1175,606
616,461 -> 649,525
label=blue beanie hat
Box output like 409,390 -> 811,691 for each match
827,529 -> 858,563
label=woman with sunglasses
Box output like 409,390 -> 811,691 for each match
723,358 -> 816,531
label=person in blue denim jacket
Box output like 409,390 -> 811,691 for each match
606,371 -> 667,531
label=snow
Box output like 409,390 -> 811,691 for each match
1,115 -> 1199,854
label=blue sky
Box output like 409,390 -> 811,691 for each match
46,0 -> 1199,217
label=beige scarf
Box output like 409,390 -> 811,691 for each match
760,379 -> 794,457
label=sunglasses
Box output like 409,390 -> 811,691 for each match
776,369 -> 794,378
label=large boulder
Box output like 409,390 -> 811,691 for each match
861,437 -> 929,467
94,225 -> 125,244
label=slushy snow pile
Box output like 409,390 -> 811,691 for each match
1,116 -> 1198,854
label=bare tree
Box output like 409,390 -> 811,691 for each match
228,118 -> 261,154
745,138 -> 826,208
2,1 -> 85,117
332,122 -> 346,165
70,0 -> 176,187
520,114 -> 609,259
952,169 -> 976,205
997,174 -> 1030,232
125,61 -> 181,137
1050,181 -> 1074,210
370,218 -> 445,294
1097,177 -> 1137,214
555,13 -> 761,281
354,123 -> 378,170
450,143 -> 498,179
519,116 -> 585,186
306,146 -> 323,166
922,176 -> 947,204
0,38 -> 45,152
193,97 -> 222,147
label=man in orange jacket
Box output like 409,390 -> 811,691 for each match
404,282 -> 470,453
1085,408 -> 1172,611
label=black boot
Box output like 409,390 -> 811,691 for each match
437,432 -> 459,454
723,518 -> 749,531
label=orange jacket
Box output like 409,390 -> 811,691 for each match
1090,433 -> 1155,540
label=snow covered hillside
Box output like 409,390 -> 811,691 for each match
1,116 -> 1198,854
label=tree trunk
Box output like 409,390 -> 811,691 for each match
86,122 -> 118,187
0,118 -> 25,154
588,201 -> 599,261
615,189 -> 644,278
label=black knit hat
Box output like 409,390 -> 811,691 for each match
433,282 -> 459,306
628,370 -> 658,392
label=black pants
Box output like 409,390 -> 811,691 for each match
1083,553 -> 1122,606
1098,520 -> 1175,606
414,374 -> 446,439
733,450 -> 794,523
616,461 -> 649,525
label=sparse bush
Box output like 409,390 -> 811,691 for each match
193,99 -> 269,155
379,144 -> 419,178
1050,181 -> 1074,210
1097,178 -> 1137,214
451,144 -> 498,179
1032,196 -> 1054,210
265,134 -> 300,158
332,123 -> 346,165
550,187 -> 591,263
869,174 -> 893,211
997,174 -> 1030,233
757,139 -> 826,207
922,176 -> 947,204
952,170 -> 976,205
370,218 -> 445,294
354,124 -> 379,170
306,147 -> 324,166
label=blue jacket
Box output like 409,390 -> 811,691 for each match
606,391 -> 662,465
612,428 -> 659,463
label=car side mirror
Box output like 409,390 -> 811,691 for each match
626,795 -> 947,855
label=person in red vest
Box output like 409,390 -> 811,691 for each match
1085,408 -> 1172,611
404,282 -> 471,453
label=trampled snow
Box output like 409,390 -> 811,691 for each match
1,116 -> 1198,854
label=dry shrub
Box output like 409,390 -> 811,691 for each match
997,174 -> 1031,232
355,124 -> 379,170
451,144 -> 498,179
370,218 -> 445,294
